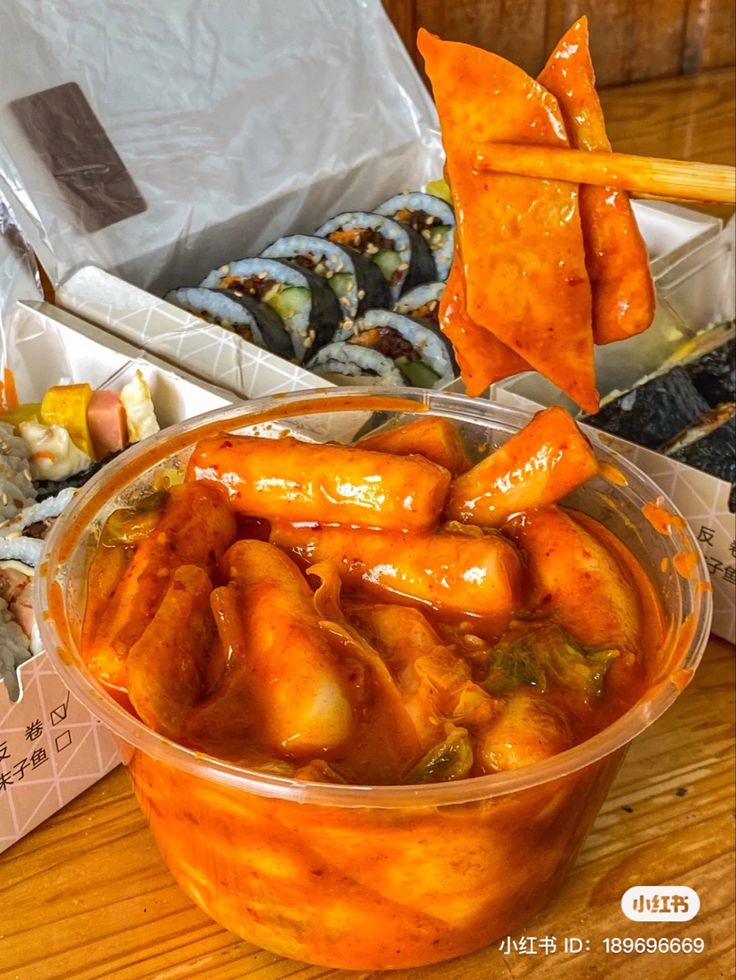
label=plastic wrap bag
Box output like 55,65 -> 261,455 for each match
0,0 -> 441,295
0,195 -> 42,358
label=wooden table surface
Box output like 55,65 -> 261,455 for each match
3,68 -> 735,980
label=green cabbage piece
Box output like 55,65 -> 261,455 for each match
484,623 -> 618,699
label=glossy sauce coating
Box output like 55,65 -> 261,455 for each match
439,254 -> 530,397
446,406 -> 599,526
269,522 -> 524,625
418,29 -> 599,413
78,412 -> 676,971
187,434 -> 451,532
538,16 -> 655,345
357,415 -> 472,476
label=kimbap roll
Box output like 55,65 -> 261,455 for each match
349,309 -> 456,388
315,211 -> 435,301
582,367 -> 710,450
200,258 -> 341,363
682,322 -> 736,407
260,235 -> 391,328
375,192 -> 455,282
394,282 -> 445,324
661,403 -> 736,483
307,343 -> 406,387
165,286 -> 294,360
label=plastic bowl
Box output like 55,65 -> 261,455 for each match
36,388 -> 712,970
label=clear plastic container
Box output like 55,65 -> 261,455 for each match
36,388 -> 712,970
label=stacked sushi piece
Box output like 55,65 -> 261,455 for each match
582,321 -> 736,501
165,191 -> 457,389
0,371 -> 160,701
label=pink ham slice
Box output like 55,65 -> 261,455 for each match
88,389 -> 128,460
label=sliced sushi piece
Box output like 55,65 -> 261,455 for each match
200,258 -> 341,363
260,235 -> 391,329
661,403 -> 736,483
315,211 -> 435,301
582,367 -> 710,450
375,192 -> 455,282
394,282 -> 445,324
164,286 -> 294,360
350,310 -> 456,388
306,342 -> 406,387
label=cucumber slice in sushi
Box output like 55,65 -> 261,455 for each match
200,258 -> 341,363
164,287 -> 294,360
260,235 -> 391,328
315,211 -> 435,302
394,282 -> 445,324
307,342 -> 406,387
375,192 -> 455,282
350,309 -> 455,388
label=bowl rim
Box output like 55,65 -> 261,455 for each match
35,386 -> 713,808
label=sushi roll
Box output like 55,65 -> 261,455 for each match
582,367 -> 710,450
200,258 -> 341,363
394,282 -> 445,324
260,235 -> 391,329
375,192 -> 455,282
349,309 -> 456,388
165,286 -> 294,360
661,403 -> 736,483
315,211 -> 435,302
307,342 -> 406,387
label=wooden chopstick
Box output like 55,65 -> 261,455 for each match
474,143 -> 736,204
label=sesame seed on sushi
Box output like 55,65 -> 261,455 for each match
349,309 -> 456,388
394,281 -> 445,324
375,191 -> 455,282
260,235 -> 391,330
307,342 -> 406,387
165,286 -> 295,361
315,211 -> 435,301
200,258 -> 341,363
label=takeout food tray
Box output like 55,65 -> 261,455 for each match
0,301 -> 237,853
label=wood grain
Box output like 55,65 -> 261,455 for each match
383,0 -> 736,86
2,71 -> 735,980
600,68 -> 736,220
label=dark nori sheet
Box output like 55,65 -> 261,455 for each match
582,367 -> 710,450
667,413 -> 736,484
685,337 -> 736,408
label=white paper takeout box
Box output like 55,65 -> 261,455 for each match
0,301 -> 237,854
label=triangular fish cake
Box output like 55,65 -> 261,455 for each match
419,29 -> 599,413
539,16 -> 655,345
